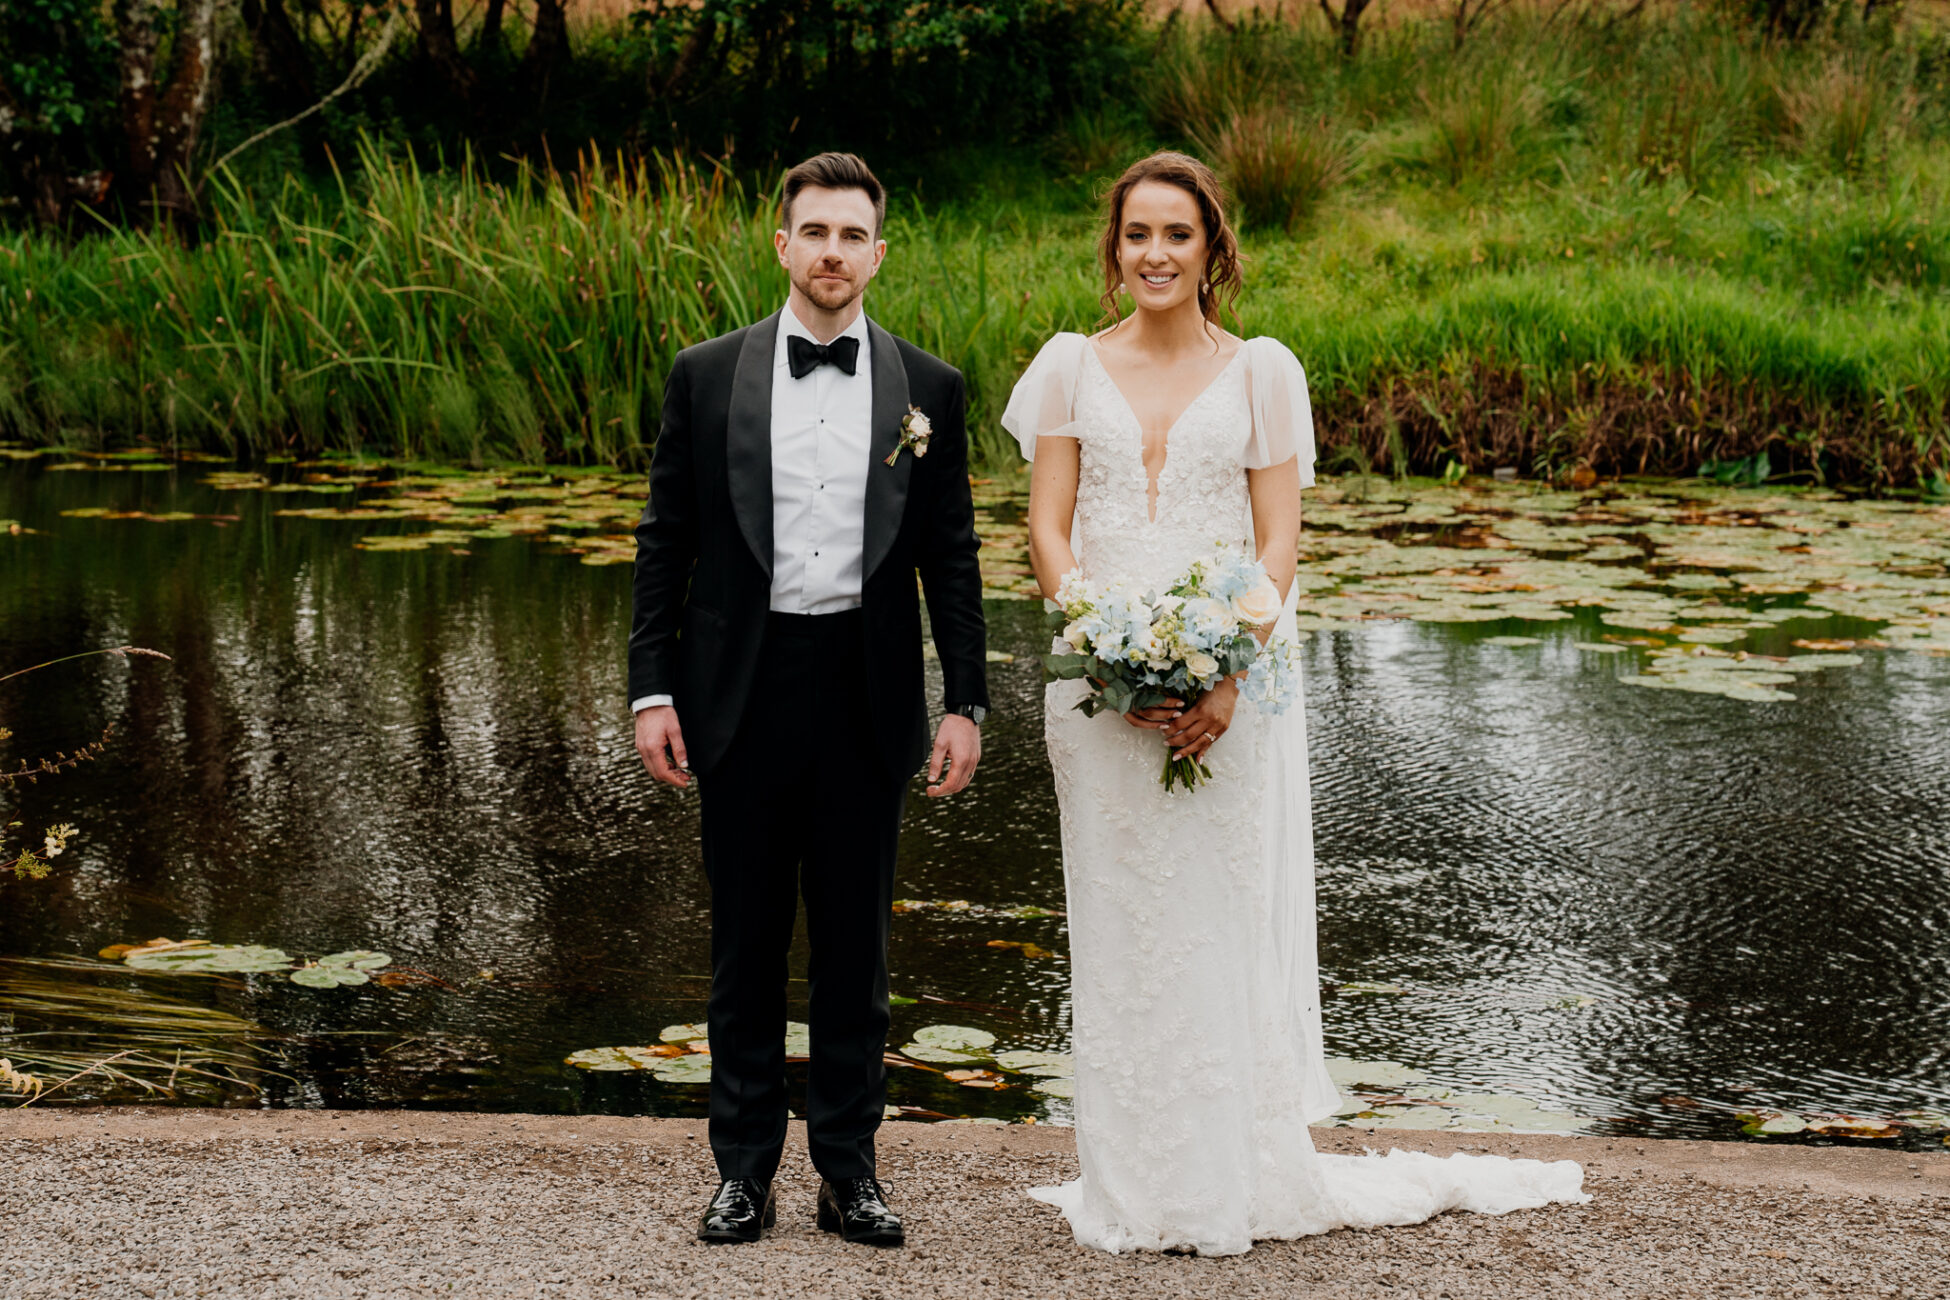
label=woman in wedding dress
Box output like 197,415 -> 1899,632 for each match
1002,152 -> 1589,1256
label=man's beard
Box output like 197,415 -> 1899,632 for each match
793,268 -> 864,314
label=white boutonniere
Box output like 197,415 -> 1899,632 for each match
884,405 -> 932,467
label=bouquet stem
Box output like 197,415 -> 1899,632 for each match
1160,748 -> 1213,794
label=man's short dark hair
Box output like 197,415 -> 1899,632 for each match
781,152 -> 886,238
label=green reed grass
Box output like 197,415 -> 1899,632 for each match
2,8 -> 1946,484
0,958 -> 281,1103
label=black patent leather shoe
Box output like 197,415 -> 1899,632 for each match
816,1176 -> 904,1247
697,1178 -> 776,1243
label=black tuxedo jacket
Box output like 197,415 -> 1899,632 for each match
628,310 -> 989,778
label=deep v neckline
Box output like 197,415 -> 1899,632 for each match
1086,340 -> 1246,524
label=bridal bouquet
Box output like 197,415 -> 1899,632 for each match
1044,544 -> 1306,793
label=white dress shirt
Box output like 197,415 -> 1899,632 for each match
632,304 -> 873,715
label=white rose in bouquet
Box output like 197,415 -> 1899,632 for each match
1231,580 -> 1283,626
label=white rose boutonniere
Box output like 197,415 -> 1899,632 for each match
885,405 -> 932,466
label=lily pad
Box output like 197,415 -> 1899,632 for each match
318,950 -> 391,972
290,965 -> 369,988
944,1068 -> 1008,1089
994,1050 -> 1075,1077
911,1024 -> 996,1052
565,1045 -> 689,1072
1804,1114 -> 1901,1140
1324,1058 -> 1427,1090
649,1054 -> 714,1084
124,942 -> 294,974
1481,635 -> 1542,647
1032,1077 -> 1076,1099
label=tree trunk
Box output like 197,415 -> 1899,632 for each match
479,0 -> 507,55
1318,0 -> 1371,57
112,0 -> 164,201
654,12 -> 718,100
242,0 -> 316,109
413,0 -> 476,103
521,0 -> 570,103
113,0 -> 230,231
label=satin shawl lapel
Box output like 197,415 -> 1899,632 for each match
862,319 -> 912,584
725,311 -> 781,578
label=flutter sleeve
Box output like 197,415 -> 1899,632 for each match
1242,336 -> 1318,485
1001,332 -> 1089,462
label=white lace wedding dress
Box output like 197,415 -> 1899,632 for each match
1002,333 -> 1589,1256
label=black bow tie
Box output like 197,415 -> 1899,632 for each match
787,333 -> 860,380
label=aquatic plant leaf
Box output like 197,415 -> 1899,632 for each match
649,1053 -> 714,1084
994,1050 -> 1075,1077
1324,1058 -> 1427,1090
911,1025 -> 996,1052
944,1068 -> 1008,1089
1804,1114 -> 1901,1140
900,1045 -> 984,1064
565,1045 -> 686,1072
290,966 -> 357,988
985,940 -> 1058,959
318,950 -> 391,971
1481,636 -> 1541,647
1572,642 -> 1629,654
1737,1109 -> 1807,1136
1032,1076 -> 1076,1099
659,1022 -> 709,1043
1777,653 -> 1865,671
124,943 -> 293,974
1337,980 -> 1408,996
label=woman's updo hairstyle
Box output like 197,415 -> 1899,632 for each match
1097,151 -> 1242,330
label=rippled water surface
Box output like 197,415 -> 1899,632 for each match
4,457 -> 1948,1147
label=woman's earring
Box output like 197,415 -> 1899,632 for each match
1117,282 -> 1127,295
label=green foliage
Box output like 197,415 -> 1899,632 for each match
0,0 -> 115,138
3,7 -> 1948,488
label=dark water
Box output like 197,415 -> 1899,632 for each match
4,460 -> 1949,1145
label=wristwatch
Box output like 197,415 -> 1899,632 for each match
949,704 -> 987,726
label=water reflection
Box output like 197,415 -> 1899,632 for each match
3,461 -> 1948,1142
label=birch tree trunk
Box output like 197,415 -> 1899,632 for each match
113,0 -> 233,229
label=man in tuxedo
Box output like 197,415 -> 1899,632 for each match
628,152 -> 988,1247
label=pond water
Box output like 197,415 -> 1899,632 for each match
3,453 -> 1949,1149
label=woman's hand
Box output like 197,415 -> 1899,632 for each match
1122,697 -> 1184,731
1163,679 -> 1239,761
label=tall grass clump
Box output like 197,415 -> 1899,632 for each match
1204,110 -> 1356,231
1,140 -> 780,464
1416,68 -> 1542,187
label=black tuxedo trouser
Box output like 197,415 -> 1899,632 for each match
698,609 -> 907,1183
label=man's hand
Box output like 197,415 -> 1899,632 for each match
635,705 -> 691,788
925,713 -> 981,798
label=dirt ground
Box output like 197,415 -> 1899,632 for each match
4,1107 -> 1947,1299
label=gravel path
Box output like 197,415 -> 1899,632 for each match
4,1109 -> 1946,1299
